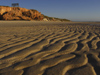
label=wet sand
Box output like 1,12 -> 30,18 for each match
0,21 -> 100,75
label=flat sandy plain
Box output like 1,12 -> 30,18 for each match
0,21 -> 100,75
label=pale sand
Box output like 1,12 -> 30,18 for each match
0,21 -> 100,75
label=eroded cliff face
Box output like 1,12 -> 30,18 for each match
0,6 -> 43,20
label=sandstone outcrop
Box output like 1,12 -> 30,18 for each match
0,6 -> 43,20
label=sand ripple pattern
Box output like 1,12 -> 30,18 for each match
0,23 -> 100,75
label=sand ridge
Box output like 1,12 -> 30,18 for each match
0,21 -> 100,75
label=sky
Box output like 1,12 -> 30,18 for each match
0,0 -> 100,21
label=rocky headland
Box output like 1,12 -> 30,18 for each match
0,6 -> 44,20
0,6 -> 70,21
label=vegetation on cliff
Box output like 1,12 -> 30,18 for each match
43,15 -> 70,21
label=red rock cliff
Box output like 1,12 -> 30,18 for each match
0,6 -> 44,20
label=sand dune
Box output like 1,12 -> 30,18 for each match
0,21 -> 100,75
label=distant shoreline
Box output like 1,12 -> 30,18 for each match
0,21 -> 100,26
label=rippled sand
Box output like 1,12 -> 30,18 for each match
0,21 -> 100,75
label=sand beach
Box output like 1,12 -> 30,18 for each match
0,21 -> 100,75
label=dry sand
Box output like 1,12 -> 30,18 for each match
0,21 -> 100,75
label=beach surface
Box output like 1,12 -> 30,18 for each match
0,21 -> 100,75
